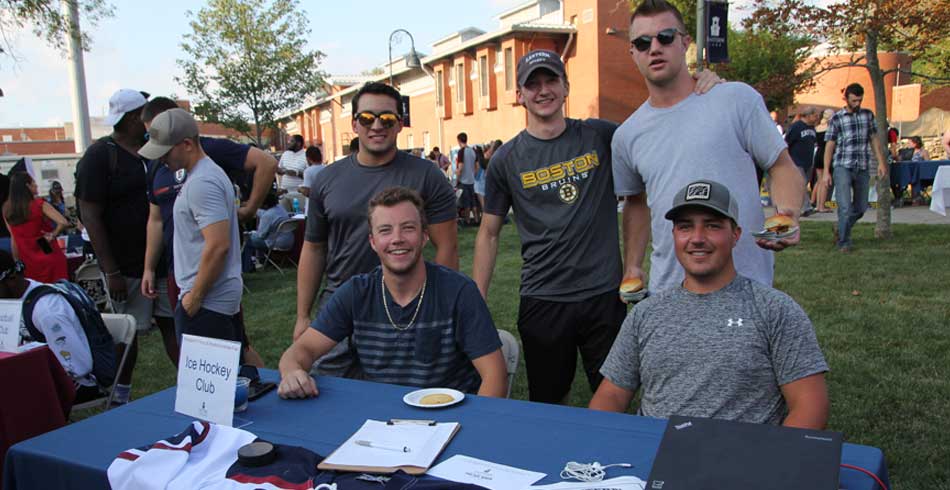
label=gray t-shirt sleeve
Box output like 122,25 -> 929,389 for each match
185,176 -> 232,229
738,85 -> 788,171
611,124 -> 646,197
599,306 -> 643,392
483,145 -> 513,216
758,288 -> 829,386
421,163 -> 458,225
305,178 -> 329,243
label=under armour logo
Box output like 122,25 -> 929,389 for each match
727,318 -> 744,327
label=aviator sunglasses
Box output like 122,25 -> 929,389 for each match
631,28 -> 685,52
356,111 -> 401,128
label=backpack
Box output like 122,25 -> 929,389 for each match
22,280 -> 118,390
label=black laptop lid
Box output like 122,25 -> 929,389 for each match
647,415 -> 843,490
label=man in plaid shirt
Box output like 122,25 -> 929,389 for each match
820,83 -> 887,252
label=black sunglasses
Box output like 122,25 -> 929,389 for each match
631,28 -> 684,52
355,111 -> 400,128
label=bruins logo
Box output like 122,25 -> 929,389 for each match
558,183 -> 579,204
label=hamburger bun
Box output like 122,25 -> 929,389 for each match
763,215 -> 795,234
619,277 -> 644,294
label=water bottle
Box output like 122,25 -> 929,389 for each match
292,198 -> 300,214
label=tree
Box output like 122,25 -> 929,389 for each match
714,27 -> 818,111
177,0 -> 326,146
0,0 -> 113,64
747,0 -> 950,239
626,0 -> 817,110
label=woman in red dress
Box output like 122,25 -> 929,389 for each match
3,172 -> 69,282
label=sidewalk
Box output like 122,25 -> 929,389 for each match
765,205 -> 950,225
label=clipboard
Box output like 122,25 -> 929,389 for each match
317,419 -> 460,475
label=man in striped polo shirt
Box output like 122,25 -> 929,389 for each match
278,187 -> 507,398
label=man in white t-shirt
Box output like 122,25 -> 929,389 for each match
612,0 -> 805,294
277,135 -> 308,210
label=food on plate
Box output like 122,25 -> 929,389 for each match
763,215 -> 795,234
420,393 -> 454,405
619,277 -> 644,294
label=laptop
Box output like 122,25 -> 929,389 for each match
647,415 -> 843,490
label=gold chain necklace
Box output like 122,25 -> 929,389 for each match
381,274 -> 427,331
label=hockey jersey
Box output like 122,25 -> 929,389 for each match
108,421 -> 491,490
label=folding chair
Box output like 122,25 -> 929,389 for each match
262,219 -> 302,275
497,329 -> 520,398
74,260 -> 114,313
72,313 -> 136,411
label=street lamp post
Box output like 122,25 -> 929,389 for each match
389,29 -> 422,87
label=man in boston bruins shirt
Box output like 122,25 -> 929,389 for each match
472,50 -> 626,404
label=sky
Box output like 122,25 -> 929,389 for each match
0,0 -> 526,128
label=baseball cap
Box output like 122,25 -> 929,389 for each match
138,108 -> 199,160
516,50 -> 566,87
665,180 -> 739,223
104,89 -> 149,126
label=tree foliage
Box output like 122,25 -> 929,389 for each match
746,0 -> 950,238
714,27 -> 817,111
0,0 -> 113,64
177,0 -> 326,146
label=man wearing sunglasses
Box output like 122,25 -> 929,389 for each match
612,0 -> 805,295
473,49 -> 719,405
295,82 -> 457,378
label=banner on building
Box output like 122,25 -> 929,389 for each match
891,84 -> 921,123
401,96 -> 411,127
705,1 -> 729,64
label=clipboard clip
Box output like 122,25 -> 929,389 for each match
387,418 -> 437,426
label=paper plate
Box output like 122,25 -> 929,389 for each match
620,289 -> 648,303
752,226 -> 799,241
403,388 -> 465,408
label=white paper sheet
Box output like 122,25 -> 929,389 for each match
323,420 -> 458,469
429,455 -> 546,490
527,476 -> 646,490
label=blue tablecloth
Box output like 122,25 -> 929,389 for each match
890,160 -> 950,189
3,372 -> 890,490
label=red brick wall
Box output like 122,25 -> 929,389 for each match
1,141 -> 77,155
0,127 -> 69,142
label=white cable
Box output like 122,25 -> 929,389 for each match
560,461 -> 633,482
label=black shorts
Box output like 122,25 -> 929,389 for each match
517,291 -> 626,403
174,305 -> 246,362
458,184 -> 476,209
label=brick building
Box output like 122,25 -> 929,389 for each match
1,99 -> 256,158
281,0 -> 647,162
278,0 -> 917,162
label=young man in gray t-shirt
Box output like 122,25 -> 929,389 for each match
296,83 -> 458,377
139,108 -> 244,346
590,180 -> 829,429
613,1 -> 806,294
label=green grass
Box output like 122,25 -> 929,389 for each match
125,219 -> 949,490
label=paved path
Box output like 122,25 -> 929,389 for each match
765,205 -> 950,225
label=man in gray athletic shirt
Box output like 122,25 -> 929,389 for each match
295,82 -> 458,376
590,180 -> 829,429
613,0 -> 806,294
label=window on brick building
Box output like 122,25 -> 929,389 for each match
455,63 -> 465,103
436,71 -> 444,106
479,56 -> 489,98
504,47 -> 514,91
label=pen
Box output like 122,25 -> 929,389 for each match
355,440 -> 411,453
